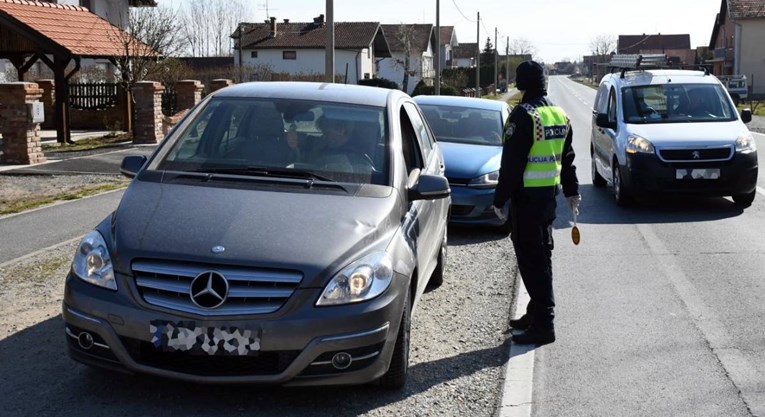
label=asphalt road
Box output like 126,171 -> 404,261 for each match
0,190 -> 124,265
531,76 -> 765,416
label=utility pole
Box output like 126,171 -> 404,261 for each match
494,27 -> 498,94
475,11 -> 480,95
325,0 -> 334,83
506,36 -> 510,87
435,0 -> 440,95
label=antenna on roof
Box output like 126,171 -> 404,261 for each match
258,0 -> 279,19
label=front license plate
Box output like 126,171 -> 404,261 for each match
149,320 -> 261,356
676,168 -> 720,180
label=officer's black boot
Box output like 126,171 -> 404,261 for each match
511,325 -> 555,345
509,314 -> 531,330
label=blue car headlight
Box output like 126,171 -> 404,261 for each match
468,170 -> 499,189
72,231 -> 117,291
316,251 -> 393,306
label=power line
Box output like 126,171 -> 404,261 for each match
450,0 -> 475,22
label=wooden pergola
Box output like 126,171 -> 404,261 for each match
0,1 -> 147,143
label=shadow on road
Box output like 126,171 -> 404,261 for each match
1,315 -> 511,417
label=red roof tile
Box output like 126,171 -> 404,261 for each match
0,0 -> 149,57
729,0 -> 765,19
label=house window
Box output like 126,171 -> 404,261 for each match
250,51 -> 258,58
283,51 -> 297,60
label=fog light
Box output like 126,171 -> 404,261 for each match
78,332 -> 95,350
331,352 -> 353,370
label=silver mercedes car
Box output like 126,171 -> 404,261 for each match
62,82 -> 450,388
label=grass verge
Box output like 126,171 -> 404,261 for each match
737,101 -> 765,116
507,92 -> 523,107
0,181 -> 127,216
42,133 -> 131,153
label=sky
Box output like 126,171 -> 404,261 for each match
160,0 -> 723,63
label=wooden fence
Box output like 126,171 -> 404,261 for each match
69,83 -> 119,110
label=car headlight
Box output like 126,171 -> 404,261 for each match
72,231 -> 117,291
735,133 -> 756,154
316,251 -> 393,306
625,135 -> 655,154
468,170 -> 500,188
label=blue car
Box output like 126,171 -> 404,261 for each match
414,95 -> 511,232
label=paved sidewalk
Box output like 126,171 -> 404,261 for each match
0,142 -> 156,175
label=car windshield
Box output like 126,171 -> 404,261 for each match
158,97 -> 389,185
622,83 -> 737,124
418,104 -> 503,145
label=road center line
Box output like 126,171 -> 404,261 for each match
636,224 -> 763,415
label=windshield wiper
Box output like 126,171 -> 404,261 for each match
195,166 -> 334,181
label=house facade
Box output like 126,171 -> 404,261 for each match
233,15 -> 391,84
708,0 -> 765,95
439,26 -> 458,69
378,24 -> 435,94
451,42 -> 477,68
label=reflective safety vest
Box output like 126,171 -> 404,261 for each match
519,103 -> 569,188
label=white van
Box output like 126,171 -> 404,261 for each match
591,68 -> 758,207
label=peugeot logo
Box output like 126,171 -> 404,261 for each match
692,151 -> 701,160
190,271 -> 229,309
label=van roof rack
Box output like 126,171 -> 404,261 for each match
606,54 -> 710,78
608,54 -> 669,78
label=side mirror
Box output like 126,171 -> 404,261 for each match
120,155 -> 147,179
595,113 -> 616,130
408,174 -> 451,201
741,108 -> 752,124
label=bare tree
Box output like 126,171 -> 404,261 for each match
392,24 -> 418,93
109,6 -> 182,89
181,0 -> 247,57
589,34 -> 616,56
509,38 -> 537,57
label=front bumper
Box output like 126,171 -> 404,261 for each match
62,270 -> 407,385
623,151 -> 758,196
448,185 -> 505,226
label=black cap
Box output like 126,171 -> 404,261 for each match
516,60 -> 545,92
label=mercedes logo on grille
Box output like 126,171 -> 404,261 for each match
190,271 -> 229,309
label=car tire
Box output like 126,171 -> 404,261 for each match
732,189 -> 756,207
379,287 -> 411,389
592,157 -> 607,187
429,228 -> 447,287
613,163 -> 632,207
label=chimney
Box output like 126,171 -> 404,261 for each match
313,14 -> 325,26
283,19 -> 290,24
270,16 -> 277,37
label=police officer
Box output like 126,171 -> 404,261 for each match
491,60 -> 580,345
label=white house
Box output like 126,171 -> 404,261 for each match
378,24 -> 436,94
233,15 -> 392,84
439,26 -> 458,69
451,43 -> 478,68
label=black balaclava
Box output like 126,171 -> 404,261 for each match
516,60 -> 546,96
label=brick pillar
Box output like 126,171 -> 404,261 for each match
0,82 -> 46,165
36,79 -> 55,130
174,79 -> 203,111
132,81 -> 164,145
210,79 -> 234,93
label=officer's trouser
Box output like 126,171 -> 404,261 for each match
510,192 -> 556,329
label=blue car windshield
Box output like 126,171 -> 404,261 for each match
622,83 -> 737,124
158,97 -> 389,185
418,104 -> 503,145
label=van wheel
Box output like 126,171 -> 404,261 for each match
592,157 -> 607,187
613,164 -> 632,207
429,229 -> 447,287
732,190 -> 755,207
379,287 -> 411,389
